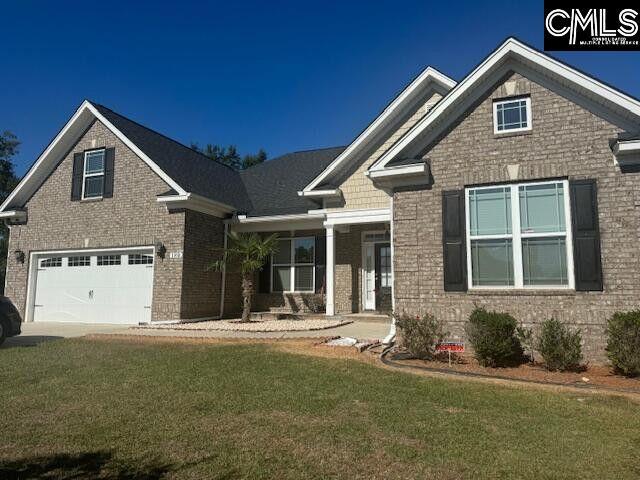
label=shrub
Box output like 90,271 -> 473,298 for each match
465,308 -> 523,367
396,313 -> 447,360
536,318 -> 583,371
606,311 -> 640,377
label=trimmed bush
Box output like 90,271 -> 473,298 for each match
606,311 -> 640,377
396,313 -> 447,360
465,308 -> 523,367
536,318 -> 583,371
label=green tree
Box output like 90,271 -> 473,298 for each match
191,143 -> 267,170
0,131 -> 20,294
211,232 -> 278,322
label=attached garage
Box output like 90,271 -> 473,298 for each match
28,248 -> 155,324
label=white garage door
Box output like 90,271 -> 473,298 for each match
32,249 -> 154,324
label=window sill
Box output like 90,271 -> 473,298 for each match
80,196 -> 103,203
493,129 -> 532,139
467,288 -> 575,296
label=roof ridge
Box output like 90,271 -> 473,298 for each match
88,101 -> 242,175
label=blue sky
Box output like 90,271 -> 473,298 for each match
2,0 -> 639,176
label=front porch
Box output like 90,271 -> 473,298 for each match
230,208 -> 393,317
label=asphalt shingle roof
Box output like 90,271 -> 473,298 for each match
91,102 -> 343,216
92,102 -> 251,210
240,146 -> 345,217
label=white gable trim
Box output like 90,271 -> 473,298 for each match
301,67 -> 456,193
370,37 -> 640,171
157,192 -> 235,218
86,102 -> 187,196
0,100 -> 187,212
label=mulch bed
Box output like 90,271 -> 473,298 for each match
386,350 -> 640,393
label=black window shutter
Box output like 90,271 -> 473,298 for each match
103,147 -> 115,198
258,256 -> 271,293
570,179 -> 603,291
315,235 -> 326,294
71,153 -> 84,201
442,189 -> 467,291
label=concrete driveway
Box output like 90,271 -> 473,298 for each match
1,322 -> 126,349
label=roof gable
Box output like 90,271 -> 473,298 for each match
370,37 -> 640,171
301,66 -> 456,194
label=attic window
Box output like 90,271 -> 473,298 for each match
82,149 -> 105,199
493,97 -> 531,134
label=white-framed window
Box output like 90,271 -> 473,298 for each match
128,253 -> 154,265
493,97 -> 531,134
68,256 -> 90,267
465,180 -> 574,290
271,237 -> 315,292
82,149 -> 105,199
97,254 -> 121,266
40,257 -> 62,268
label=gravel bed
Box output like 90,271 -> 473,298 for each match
136,318 -> 352,332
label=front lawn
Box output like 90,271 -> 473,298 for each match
1,338 -> 639,479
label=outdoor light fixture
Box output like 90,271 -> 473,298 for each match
155,241 -> 166,259
13,250 -> 25,264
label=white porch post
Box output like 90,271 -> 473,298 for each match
325,225 -> 335,316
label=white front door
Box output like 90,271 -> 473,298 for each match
32,249 -> 154,324
363,244 -> 376,310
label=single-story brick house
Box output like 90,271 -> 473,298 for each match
2,38 -> 640,361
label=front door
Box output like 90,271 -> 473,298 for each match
363,241 -> 391,311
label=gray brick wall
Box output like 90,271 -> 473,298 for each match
5,119 -> 223,322
392,72 -> 640,363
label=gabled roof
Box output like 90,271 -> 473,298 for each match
370,37 -> 640,172
301,66 -> 456,194
91,103 -> 252,211
241,146 -> 345,217
0,99 -> 343,217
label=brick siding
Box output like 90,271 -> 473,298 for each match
392,72 -> 640,363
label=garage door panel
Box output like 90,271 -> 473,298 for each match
32,249 -> 154,324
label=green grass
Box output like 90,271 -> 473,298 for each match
1,339 -> 639,479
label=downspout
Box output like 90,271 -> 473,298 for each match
219,221 -> 229,319
383,193 -> 396,345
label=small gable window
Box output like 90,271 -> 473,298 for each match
82,149 -> 105,199
493,97 -> 531,134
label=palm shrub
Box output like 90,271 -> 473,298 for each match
396,313 -> 447,360
211,232 -> 279,322
606,311 -> 640,377
465,307 -> 524,367
536,318 -> 583,371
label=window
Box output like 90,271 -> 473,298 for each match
40,257 -> 62,267
97,254 -> 121,266
128,253 -> 154,265
271,237 -> 315,292
493,97 -> 531,134
82,149 -> 105,199
68,256 -> 90,267
466,180 -> 573,289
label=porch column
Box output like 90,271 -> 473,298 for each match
325,225 -> 335,316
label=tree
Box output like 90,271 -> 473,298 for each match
0,131 -> 20,294
191,143 -> 267,170
211,232 -> 278,322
